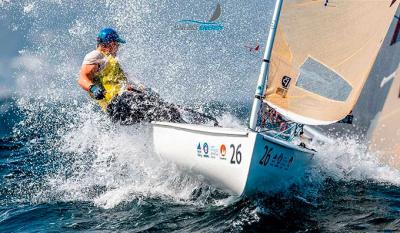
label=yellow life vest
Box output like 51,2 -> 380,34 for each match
93,52 -> 127,109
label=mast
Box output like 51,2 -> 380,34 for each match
249,0 -> 283,130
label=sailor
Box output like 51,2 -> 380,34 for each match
78,28 -> 183,124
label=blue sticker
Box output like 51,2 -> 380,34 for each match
203,143 -> 209,154
197,143 -> 202,156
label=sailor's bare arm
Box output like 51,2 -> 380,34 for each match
78,64 -> 98,91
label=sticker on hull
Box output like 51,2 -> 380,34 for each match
197,143 -> 202,157
220,144 -> 227,160
195,142 -> 242,165
203,143 -> 209,157
259,144 -> 294,170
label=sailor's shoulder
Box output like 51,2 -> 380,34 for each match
84,50 -> 104,59
82,50 -> 106,65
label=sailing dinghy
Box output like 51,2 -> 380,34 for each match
152,0 -> 399,196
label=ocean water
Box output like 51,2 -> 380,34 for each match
1,96 -> 400,232
1,0 -> 400,232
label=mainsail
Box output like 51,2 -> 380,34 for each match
264,0 -> 399,125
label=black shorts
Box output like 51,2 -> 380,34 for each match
106,91 -> 184,125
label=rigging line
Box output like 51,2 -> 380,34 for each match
271,124 -> 296,140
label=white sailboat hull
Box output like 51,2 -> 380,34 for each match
152,122 -> 315,196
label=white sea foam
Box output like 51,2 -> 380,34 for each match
217,113 -> 246,128
32,106 -> 224,209
22,3 -> 34,13
28,104 -> 399,210
310,136 -> 400,185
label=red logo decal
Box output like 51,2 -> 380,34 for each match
220,144 -> 226,157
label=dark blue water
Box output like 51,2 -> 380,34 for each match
1,97 -> 400,232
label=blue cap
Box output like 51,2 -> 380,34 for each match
97,28 -> 126,44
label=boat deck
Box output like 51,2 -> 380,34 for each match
152,122 -> 249,136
